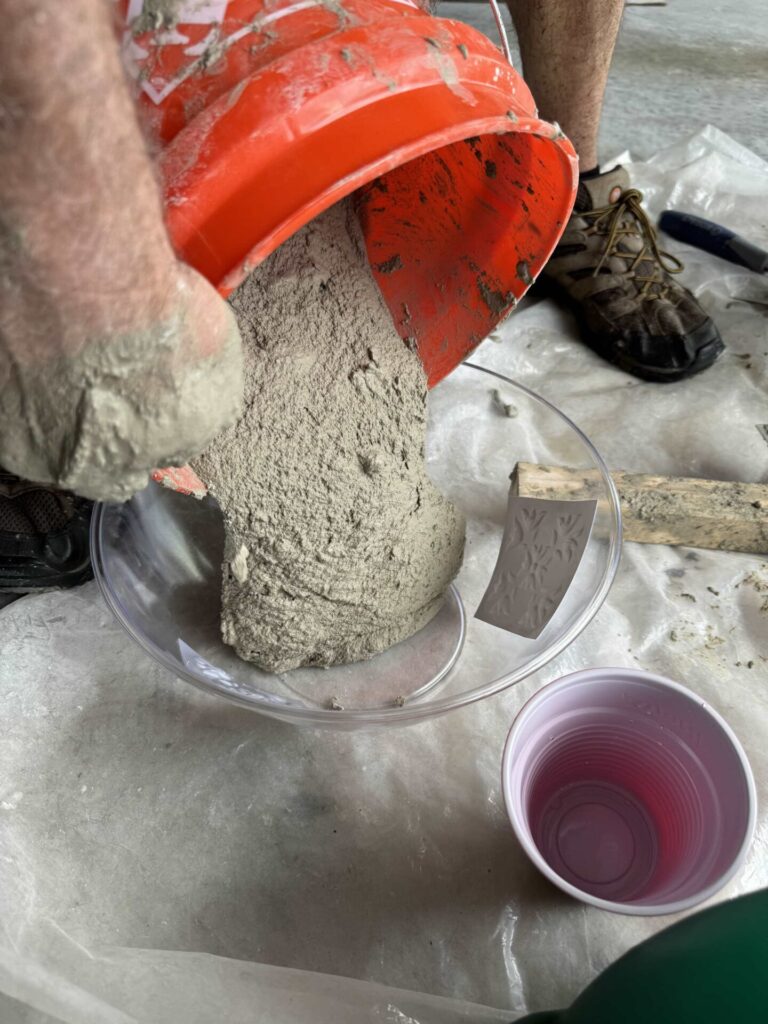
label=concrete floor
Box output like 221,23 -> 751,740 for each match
445,0 -> 768,163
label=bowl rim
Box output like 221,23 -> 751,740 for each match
500,667 -> 758,915
90,362 -> 623,725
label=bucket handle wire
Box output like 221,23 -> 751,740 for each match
486,0 -> 513,65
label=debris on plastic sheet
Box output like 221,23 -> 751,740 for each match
490,387 -> 519,418
1,128 -> 768,1023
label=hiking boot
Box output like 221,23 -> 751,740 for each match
0,470 -> 93,592
540,166 -> 724,382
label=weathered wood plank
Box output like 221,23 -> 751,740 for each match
511,462 -> 768,554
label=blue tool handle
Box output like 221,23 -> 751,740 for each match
659,210 -> 768,273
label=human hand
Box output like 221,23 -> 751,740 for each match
0,0 -> 243,501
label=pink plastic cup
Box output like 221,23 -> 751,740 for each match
502,668 -> 756,915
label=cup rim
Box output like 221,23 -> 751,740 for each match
501,666 -> 758,916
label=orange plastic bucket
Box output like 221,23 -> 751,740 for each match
118,0 -> 576,385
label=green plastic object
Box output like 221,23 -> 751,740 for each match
518,889 -> 768,1024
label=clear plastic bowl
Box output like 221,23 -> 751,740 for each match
91,363 -> 621,727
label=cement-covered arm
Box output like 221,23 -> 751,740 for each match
0,0 -> 243,501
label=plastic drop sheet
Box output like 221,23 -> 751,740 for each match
1,128 -> 767,1023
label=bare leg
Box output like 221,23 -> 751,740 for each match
505,0 -> 624,170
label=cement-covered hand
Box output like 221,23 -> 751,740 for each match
0,0 -> 243,502
0,265 -> 243,503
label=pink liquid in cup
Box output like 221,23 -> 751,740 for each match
502,668 -> 756,915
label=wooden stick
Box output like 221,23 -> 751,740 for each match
511,462 -> 768,554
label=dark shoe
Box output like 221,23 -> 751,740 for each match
541,166 -> 725,382
0,470 -> 93,591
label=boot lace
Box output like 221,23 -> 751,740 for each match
583,189 -> 684,299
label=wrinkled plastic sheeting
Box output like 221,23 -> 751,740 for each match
0,939 -> 512,1024
1,127 -> 767,1023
